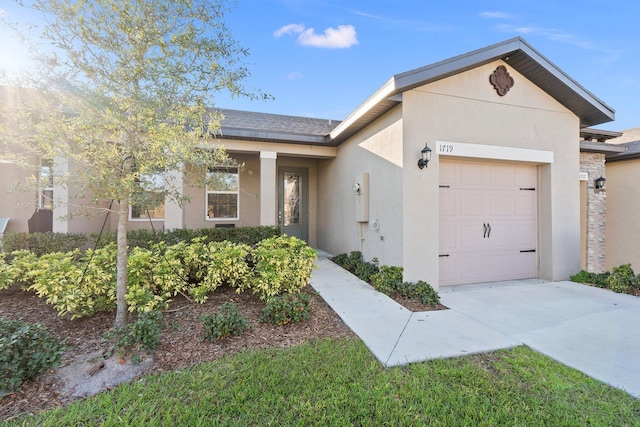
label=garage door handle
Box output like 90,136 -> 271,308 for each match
483,223 -> 487,238
487,223 -> 492,238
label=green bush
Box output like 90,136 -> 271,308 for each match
200,303 -> 252,341
0,318 -> 65,396
606,264 -> 638,294
3,234 -> 317,318
247,236 -> 317,300
333,251 -> 364,273
370,265 -> 403,295
259,293 -> 312,326
104,311 -> 163,355
570,270 -> 609,288
398,281 -> 441,305
355,257 -> 379,282
1,226 -> 281,255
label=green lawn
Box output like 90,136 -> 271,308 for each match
6,338 -> 640,426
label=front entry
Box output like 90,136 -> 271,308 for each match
439,159 -> 537,286
278,167 -> 309,242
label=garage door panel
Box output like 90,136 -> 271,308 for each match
439,224 -> 457,250
459,224 -> 485,249
460,193 -> 483,216
488,193 -> 512,216
440,159 -> 537,286
440,192 -> 457,217
514,193 -> 536,217
489,164 -> 513,187
459,163 -> 484,186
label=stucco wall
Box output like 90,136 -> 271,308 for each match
317,107 -> 404,266
400,60 -> 580,286
0,160 -> 38,233
184,153 -> 260,230
605,158 -> 640,270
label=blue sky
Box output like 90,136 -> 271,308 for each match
2,0 -> 639,131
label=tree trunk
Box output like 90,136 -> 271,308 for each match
114,199 -> 129,329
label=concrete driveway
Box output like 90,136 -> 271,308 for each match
311,255 -> 640,398
440,280 -> 640,398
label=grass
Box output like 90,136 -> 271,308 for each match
5,338 -> 640,426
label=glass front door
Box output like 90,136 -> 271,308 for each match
278,168 -> 308,242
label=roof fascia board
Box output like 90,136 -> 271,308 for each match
579,141 -> 627,154
220,127 -> 329,145
328,77 -> 397,141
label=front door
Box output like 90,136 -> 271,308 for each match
278,167 -> 309,242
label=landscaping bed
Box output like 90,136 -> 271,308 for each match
0,282 -> 356,421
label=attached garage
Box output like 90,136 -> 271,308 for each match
439,159 -> 537,286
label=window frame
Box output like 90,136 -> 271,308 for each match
129,172 -> 166,222
205,166 -> 240,221
37,159 -> 54,210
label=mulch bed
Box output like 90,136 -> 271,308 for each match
0,281 -> 443,421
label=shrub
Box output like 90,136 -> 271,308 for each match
398,281 -> 441,305
173,239 -> 252,303
104,311 -> 163,355
570,270 -> 609,288
355,257 -> 379,282
0,318 -> 65,395
1,232 -> 94,256
370,265 -> 403,295
260,293 -> 312,326
247,236 -> 317,300
0,252 -> 18,290
1,226 -> 281,255
200,302 -> 252,341
606,264 -> 638,294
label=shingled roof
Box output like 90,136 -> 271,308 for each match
606,140 -> 640,162
218,109 -> 339,144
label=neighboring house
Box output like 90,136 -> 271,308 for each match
1,37 -> 625,289
604,132 -> 640,270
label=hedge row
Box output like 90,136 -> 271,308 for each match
0,226 -> 281,256
0,235 -> 316,318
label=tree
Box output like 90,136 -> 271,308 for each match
0,0 -> 267,328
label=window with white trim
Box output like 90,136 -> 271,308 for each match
38,159 -> 54,210
206,166 -> 239,220
130,173 -> 165,220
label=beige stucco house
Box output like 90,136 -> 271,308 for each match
1,37 -> 623,289
604,131 -> 640,270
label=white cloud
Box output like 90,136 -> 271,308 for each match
274,23 -> 358,49
285,71 -> 304,80
274,23 -> 306,38
478,11 -> 511,19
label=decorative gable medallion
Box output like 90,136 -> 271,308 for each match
489,65 -> 514,96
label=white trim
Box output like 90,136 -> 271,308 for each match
205,166 -> 240,221
260,151 -> 277,159
435,141 -> 554,164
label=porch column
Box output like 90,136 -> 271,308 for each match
52,156 -> 69,233
164,165 -> 184,230
260,151 -> 277,225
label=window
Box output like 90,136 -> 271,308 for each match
206,166 -> 239,220
38,159 -> 53,210
130,173 -> 165,220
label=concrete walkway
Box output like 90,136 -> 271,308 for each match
310,253 -> 640,398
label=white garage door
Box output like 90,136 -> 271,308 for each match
439,159 -> 537,286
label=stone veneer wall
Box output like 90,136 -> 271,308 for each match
580,152 -> 606,273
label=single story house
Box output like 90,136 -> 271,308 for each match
1,37 -> 626,289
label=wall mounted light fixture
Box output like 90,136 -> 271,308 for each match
418,143 -> 432,169
595,176 -> 606,190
